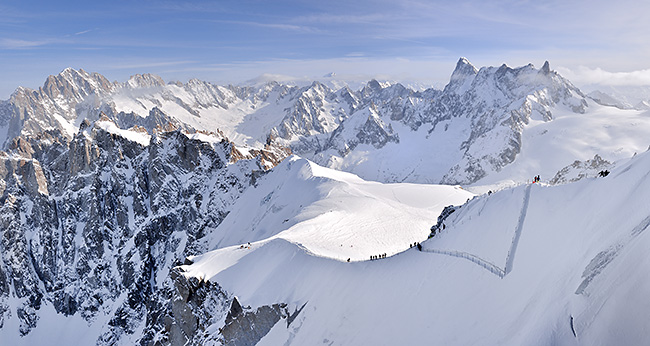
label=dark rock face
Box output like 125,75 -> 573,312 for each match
0,119 -> 283,344
162,268 -> 303,346
220,302 -> 286,346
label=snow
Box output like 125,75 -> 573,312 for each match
201,156 -> 473,261
110,83 -> 293,148
94,119 -> 151,146
475,100 -> 650,188
181,149 -> 650,345
53,113 -> 77,137
0,301 -> 107,346
319,116 -> 472,184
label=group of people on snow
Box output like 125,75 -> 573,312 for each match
410,242 -> 422,251
532,175 -> 541,183
370,253 -> 386,260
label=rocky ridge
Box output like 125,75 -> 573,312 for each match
1,58 -> 588,185
0,116 -> 289,344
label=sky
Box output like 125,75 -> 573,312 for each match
1,0 -> 650,99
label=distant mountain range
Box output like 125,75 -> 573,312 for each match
3,58 -> 648,186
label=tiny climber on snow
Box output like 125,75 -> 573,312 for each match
417,243 -> 422,251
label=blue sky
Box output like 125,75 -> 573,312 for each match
2,0 -> 650,98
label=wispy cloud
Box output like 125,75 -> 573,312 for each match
74,29 -> 93,36
293,13 -> 387,25
0,38 -> 50,49
211,19 -> 324,34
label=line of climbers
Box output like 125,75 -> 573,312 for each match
409,242 -> 422,251
370,253 -> 386,260
532,175 -> 540,183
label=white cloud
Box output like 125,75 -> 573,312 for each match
211,20 -> 323,34
556,66 -> 650,87
74,29 -> 93,36
0,38 -> 49,49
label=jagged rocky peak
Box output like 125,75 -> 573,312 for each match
540,60 -> 551,75
41,67 -> 114,100
360,79 -> 384,98
444,57 -> 479,94
125,73 -> 165,88
300,81 -> 329,98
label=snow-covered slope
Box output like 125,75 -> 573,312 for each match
178,148 -> 650,346
204,156 -> 473,261
471,101 -> 650,189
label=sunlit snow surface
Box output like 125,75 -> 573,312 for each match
475,101 -> 650,188
181,151 -> 650,346
197,156 -> 474,262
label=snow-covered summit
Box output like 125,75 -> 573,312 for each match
444,57 -> 478,94
125,73 -> 166,89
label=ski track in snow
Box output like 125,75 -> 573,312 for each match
423,184 -> 533,278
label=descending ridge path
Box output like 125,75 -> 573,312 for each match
422,184 -> 533,278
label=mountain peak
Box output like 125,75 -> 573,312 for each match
540,60 -> 551,75
444,57 -> 479,94
454,57 -> 478,76
61,67 -> 77,74
126,73 -> 165,88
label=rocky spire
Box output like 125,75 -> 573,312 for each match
444,57 -> 479,94
540,60 -> 551,75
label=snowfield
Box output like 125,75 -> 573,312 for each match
201,156 -> 474,261
475,100 -> 650,189
181,149 -> 650,346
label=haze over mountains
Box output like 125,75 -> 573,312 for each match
1,58 -> 650,345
